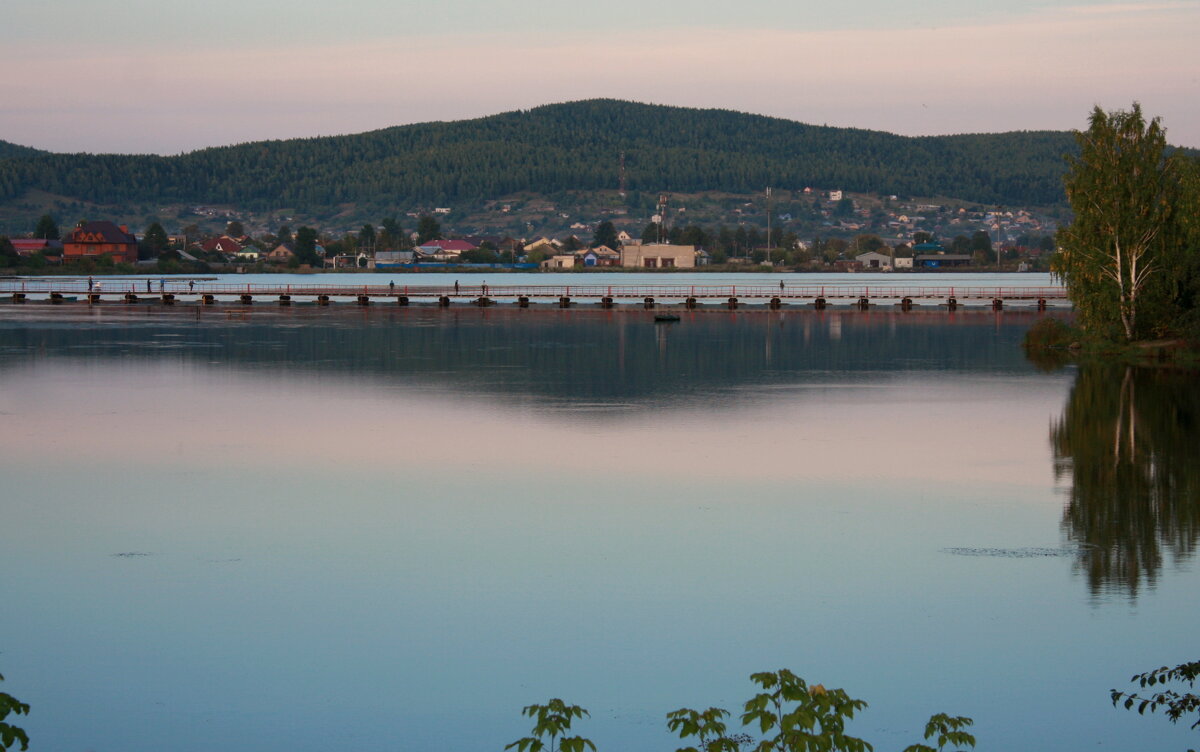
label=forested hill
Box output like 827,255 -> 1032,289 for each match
0,140 -> 46,159
0,99 -> 1078,215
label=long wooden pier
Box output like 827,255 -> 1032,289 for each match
1,281 -> 1070,310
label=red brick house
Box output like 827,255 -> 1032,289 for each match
63,221 -> 138,264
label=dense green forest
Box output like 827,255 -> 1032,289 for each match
0,100 -> 1078,219
0,140 -> 45,160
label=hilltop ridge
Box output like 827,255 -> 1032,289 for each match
0,99 -> 1079,231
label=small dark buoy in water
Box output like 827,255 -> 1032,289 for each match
654,313 -> 680,323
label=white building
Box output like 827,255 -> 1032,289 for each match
855,251 -> 893,270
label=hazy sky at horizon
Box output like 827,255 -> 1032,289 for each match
2,0 -> 1198,153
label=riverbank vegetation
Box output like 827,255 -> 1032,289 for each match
1044,104 -> 1200,351
0,673 -> 29,752
509,670 -> 975,752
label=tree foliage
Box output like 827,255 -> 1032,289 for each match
294,226 -> 319,264
416,215 -> 441,244
668,670 -> 974,752
1053,104 -> 1191,341
0,236 -> 17,267
1112,660 -> 1200,742
506,699 -> 595,752
0,673 -> 30,752
592,220 -> 618,249
33,214 -> 58,240
143,221 -> 170,255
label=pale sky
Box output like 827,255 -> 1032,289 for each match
1,0 -> 1198,153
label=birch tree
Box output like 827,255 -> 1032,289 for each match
1054,104 -> 1182,341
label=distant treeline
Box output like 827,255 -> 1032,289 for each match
0,100 -> 1080,215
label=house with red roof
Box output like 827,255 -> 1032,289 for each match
199,235 -> 246,256
63,221 -> 137,264
10,238 -> 62,257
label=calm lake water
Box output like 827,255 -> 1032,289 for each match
1,298 -> 1196,752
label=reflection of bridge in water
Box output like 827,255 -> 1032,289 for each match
3,281 -> 1070,310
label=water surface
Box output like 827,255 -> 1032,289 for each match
0,305 -> 1196,752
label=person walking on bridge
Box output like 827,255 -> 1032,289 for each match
454,280 -> 460,295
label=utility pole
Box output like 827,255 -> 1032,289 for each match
765,187 -> 772,264
656,193 -> 669,244
619,151 -> 626,198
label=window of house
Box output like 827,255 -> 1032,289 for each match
644,258 -> 658,268
661,258 -> 675,268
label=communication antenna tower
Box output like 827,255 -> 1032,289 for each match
619,151 -> 627,197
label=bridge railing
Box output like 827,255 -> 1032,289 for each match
0,280 -> 1070,299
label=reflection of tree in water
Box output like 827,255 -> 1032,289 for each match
1052,365 -> 1200,597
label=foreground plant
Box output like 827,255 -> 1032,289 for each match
669,669 -> 974,752
0,673 -> 30,752
506,698 -> 595,752
1112,660 -> 1200,749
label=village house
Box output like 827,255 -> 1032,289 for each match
266,243 -> 296,263
62,221 -> 138,264
199,235 -> 245,256
10,238 -> 62,257
375,250 -> 416,268
523,237 -> 561,257
855,250 -> 893,270
541,254 -> 576,270
576,245 -> 621,267
415,239 -> 477,261
620,243 -> 697,269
